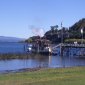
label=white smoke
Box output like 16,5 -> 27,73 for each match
29,25 -> 45,37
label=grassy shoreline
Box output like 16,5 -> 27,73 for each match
0,67 -> 85,85
0,53 -> 45,60
0,53 -> 35,60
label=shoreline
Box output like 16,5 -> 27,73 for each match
0,53 -> 34,60
0,67 -> 44,74
1,66 -> 85,74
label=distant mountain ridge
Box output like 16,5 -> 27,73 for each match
0,36 -> 25,42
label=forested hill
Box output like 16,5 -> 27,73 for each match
69,18 -> 85,38
26,18 -> 85,44
69,18 -> 85,31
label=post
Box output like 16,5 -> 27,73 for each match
60,44 -> 63,57
37,44 -> 40,53
61,22 -> 63,44
60,44 -> 65,67
81,28 -> 83,44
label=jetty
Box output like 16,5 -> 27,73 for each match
27,38 -> 52,55
52,43 -> 85,57
27,42 -> 85,56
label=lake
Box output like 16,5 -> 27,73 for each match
0,42 -> 28,54
0,54 -> 85,73
0,42 -> 85,73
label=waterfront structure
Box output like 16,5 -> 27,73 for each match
52,43 -> 85,57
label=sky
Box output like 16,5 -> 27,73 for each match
0,0 -> 85,38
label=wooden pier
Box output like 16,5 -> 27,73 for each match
52,43 -> 85,57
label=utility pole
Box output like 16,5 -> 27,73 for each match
61,22 -> 63,44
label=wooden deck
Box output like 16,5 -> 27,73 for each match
52,43 -> 85,57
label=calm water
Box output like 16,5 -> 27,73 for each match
0,42 -> 28,54
0,42 -> 85,73
0,54 -> 85,73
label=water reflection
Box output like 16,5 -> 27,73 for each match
0,53 -> 85,72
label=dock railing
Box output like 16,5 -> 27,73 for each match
52,43 -> 85,50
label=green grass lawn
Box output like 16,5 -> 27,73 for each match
0,67 -> 85,85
